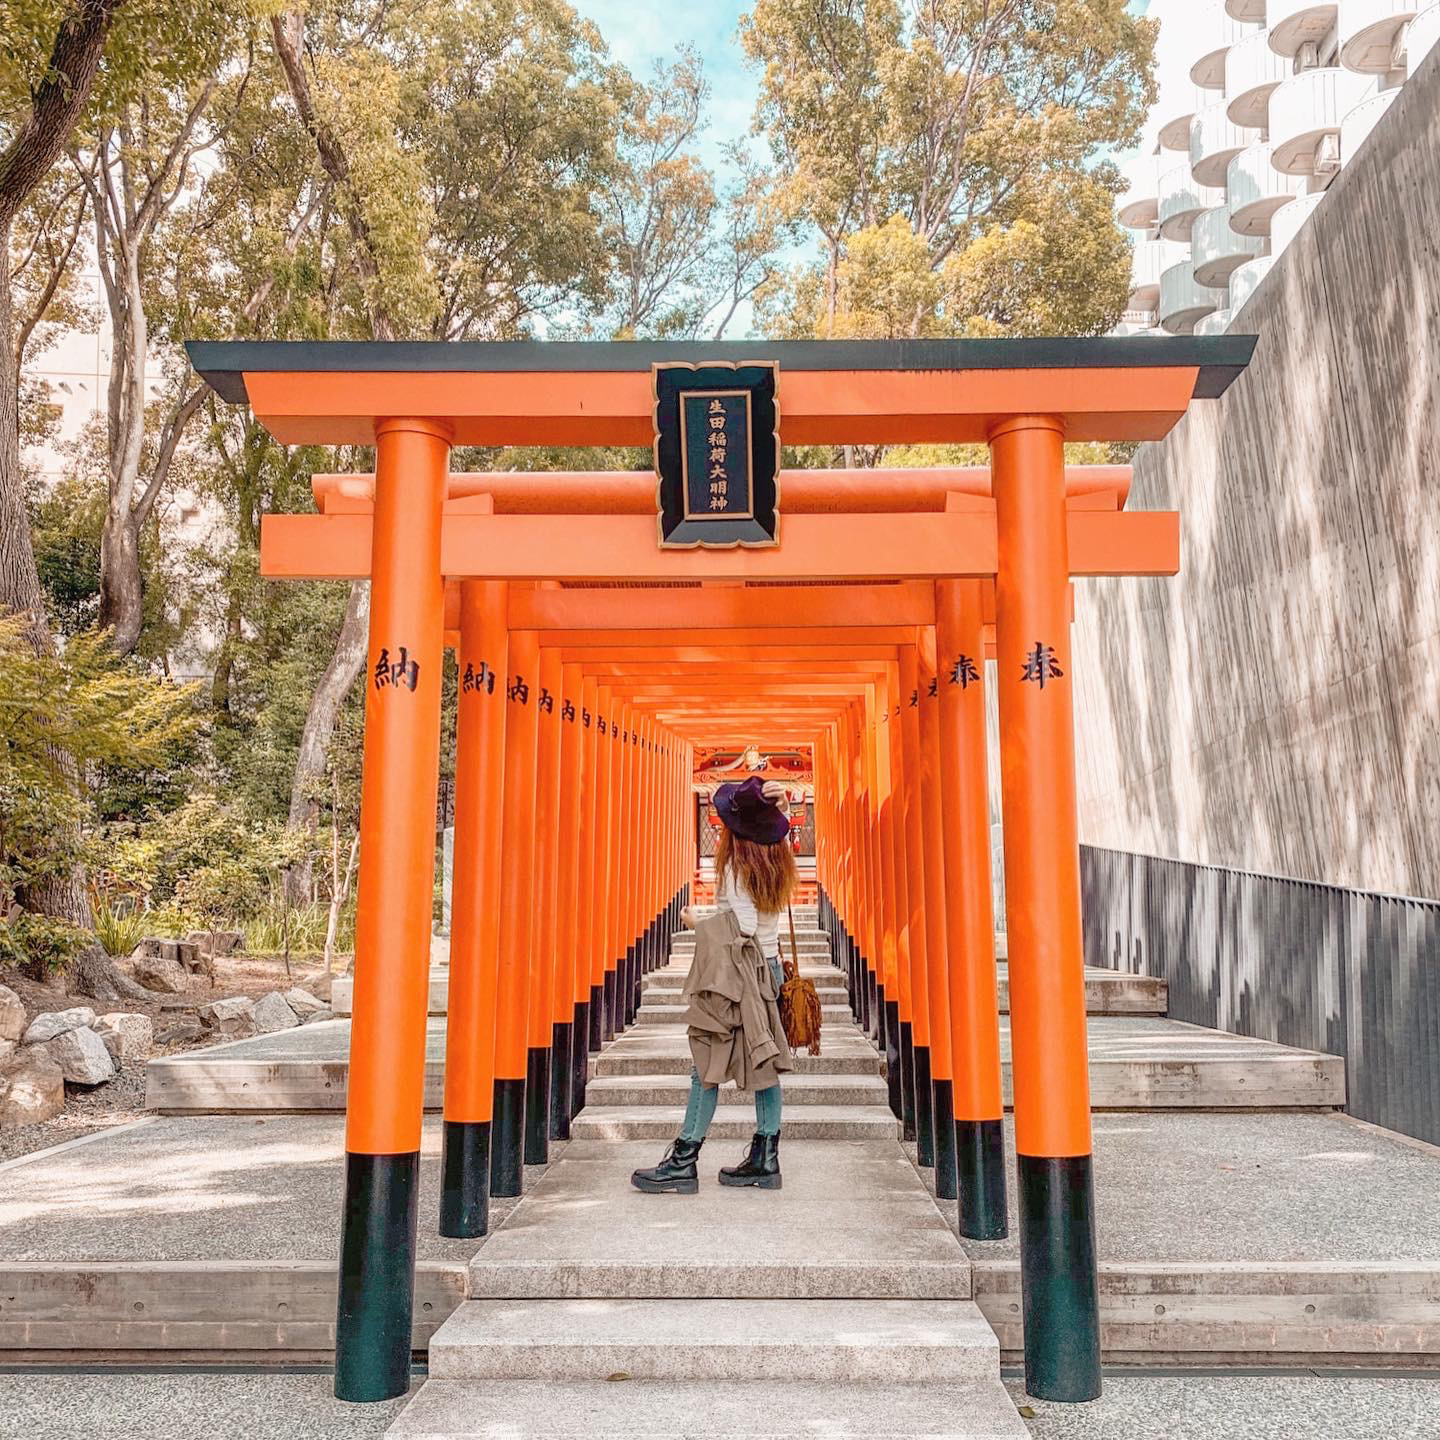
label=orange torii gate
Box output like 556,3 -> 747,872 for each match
187,336 -> 1253,1408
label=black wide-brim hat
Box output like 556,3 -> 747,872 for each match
713,776 -> 790,846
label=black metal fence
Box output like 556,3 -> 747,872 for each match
1080,845 -> 1440,1147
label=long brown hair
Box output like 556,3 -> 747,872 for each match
715,826 -> 797,915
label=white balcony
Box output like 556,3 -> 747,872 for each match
1341,86 -> 1402,159
1159,160 -> 1225,241
1192,0 -> 1263,87
1227,142 -> 1310,234
1268,0 -> 1339,55
1192,204 -> 1268,287
1226,29 -> 1293,127
1408,3 -> 1440,67
1160,260 -> 1227,333
1190,100 -> 1259,186
1271,190 -> 1327,255
1116,150 -> 1162,229
1270,67 -> 1379,172
1129,236 -> 1190,310
1226,0 -> 1267,17
1340,0 -> 1420,70
1229,255 -> 1275,311
1158,82 -> 1210,150
1194,309 -> 1235,335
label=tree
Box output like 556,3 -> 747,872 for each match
600,49 -> 719,338
0,610 -> 198,993
744,0 -> 1156,463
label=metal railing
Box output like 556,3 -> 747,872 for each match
1080,844 -> 1440,1146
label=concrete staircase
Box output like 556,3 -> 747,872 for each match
384,917 -> 1029,1439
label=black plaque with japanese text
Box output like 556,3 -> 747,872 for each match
653,361 -> 779,548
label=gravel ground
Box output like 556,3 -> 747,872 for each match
0,1061 -> 148,1165
1007,1373 -> 1440,1439
0,1369 -> 1434,1439
0,951 -> 346,1165
0,1370 -> 415,1439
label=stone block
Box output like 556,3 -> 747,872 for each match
94,1012 -> 154,1062
252,991 -> 300,1034
21,1006 -> 97,1045
133,955 -> 189,994
185,929 -> 243,957
0,983 -> 26,1043
0,1051 -> 64,1127
43,1026 -> 116,1085
197,996 -> 257,1039
282,987 -> 326,1018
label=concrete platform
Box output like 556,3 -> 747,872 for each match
146,1016 -> 1344,1113
427,1297 -> 1002,1381
0,1115 -> 492,1352
387,1378 -> 1029,1439
467,1138 -> 970,1300
941,1112 -> 1440,1362
593,1026 -> 883,1077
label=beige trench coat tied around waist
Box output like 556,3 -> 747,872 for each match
682,908 -> 795,1093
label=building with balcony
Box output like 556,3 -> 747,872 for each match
1118,0 -> 1440,334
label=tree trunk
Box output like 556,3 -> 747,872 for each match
286,580 -> 369,896
0,220 -> 53,652
98,506 -> 144,653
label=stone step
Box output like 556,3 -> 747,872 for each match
584,1073 -> 891,1108
387,1377 -> 1029,1439
592,1029 -> 883,1078
645,969 -> 848,994
146,1016 -> 1345,1113
633,1002 -> 855,1027
426,1297 -> 1002,1383
572,1105 -> 899,1142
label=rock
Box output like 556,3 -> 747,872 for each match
0,1051 -> 65,1127
21,1006 -> 97,1045
282,987 -> 326,1018
0,1038 -> 15,1063
301,1007 -> 334,1025
94,1012 -> 154,1062
131,937 -> 166,959
308,974 -> 333,1002
43,1026 -> 116,1085
252,991 -> 300,1034
133,955 -> 190,994
0,983 -> 26,1043
197,996 -> 257,1039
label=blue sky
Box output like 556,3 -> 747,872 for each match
572,0 -> 758,164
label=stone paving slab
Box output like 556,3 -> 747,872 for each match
467,1138 -> 971,1300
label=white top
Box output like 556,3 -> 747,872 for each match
716,870 -> 782,958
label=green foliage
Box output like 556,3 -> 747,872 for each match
0,610 -> 200,904
243,894 -> 353,955
90,891 -> 146,957
0,911 -> 89,974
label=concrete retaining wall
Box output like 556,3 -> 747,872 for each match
1072,46 -> 1440,901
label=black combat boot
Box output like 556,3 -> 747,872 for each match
631,1136 -> 702,1194
718,1132 -> 781,1189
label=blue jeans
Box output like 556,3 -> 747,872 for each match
679,957 -> 785,1141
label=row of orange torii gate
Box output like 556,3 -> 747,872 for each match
187,335 -> 1253,1409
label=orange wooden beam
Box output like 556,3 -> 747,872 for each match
261,511 -> 1176,583
244,367 -> 1199,447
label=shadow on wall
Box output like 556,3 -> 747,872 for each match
1072,41 -> 1440,902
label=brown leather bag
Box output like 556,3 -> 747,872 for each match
778,906 -> 823,1056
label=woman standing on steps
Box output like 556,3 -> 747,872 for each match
631,776 -> 798,1195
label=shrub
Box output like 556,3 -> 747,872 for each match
0,912 -> 91,974
91,892 -> 146,957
